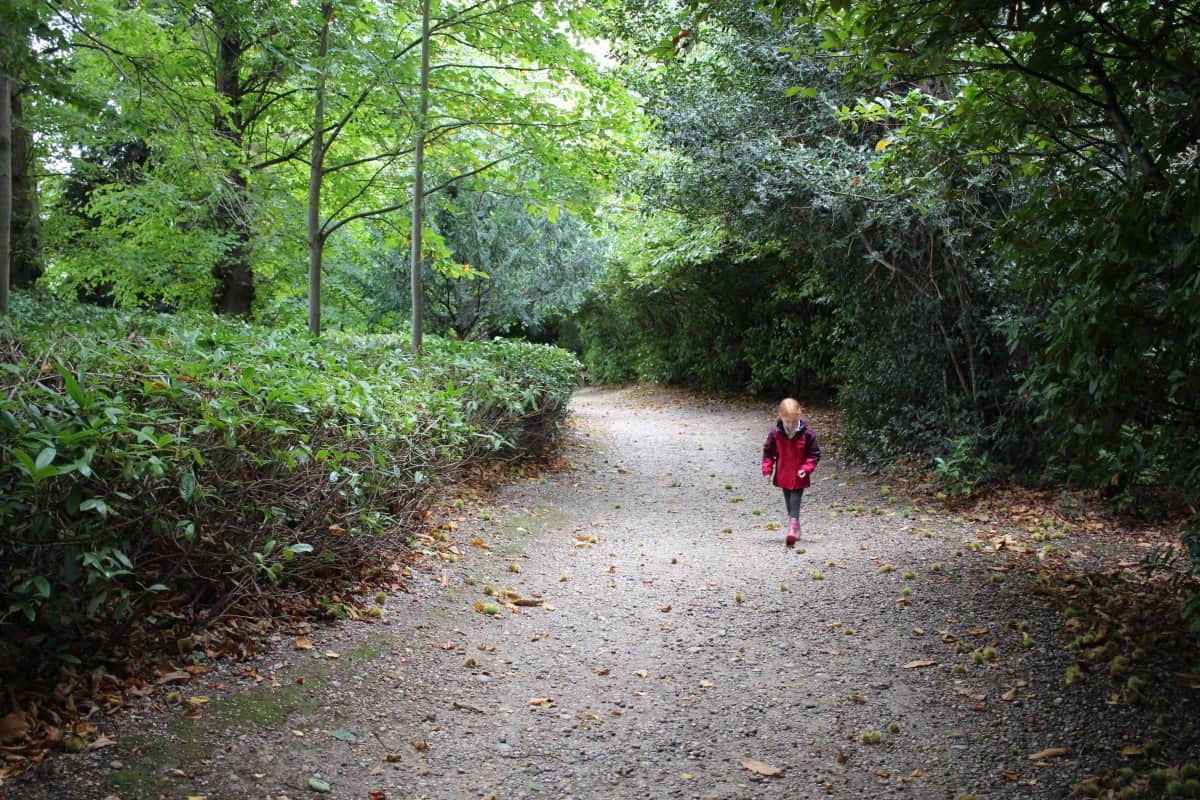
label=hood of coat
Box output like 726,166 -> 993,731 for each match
775,418 -> 808,439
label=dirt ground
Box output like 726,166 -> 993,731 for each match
5,385 -> 1198,800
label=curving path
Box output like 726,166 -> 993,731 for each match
8,385 -> 1195,800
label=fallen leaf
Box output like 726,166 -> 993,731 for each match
155,670 -> 193,685
1002,688 -> 1019,702
836,750 -> 848,764
528,697 -> 555,707
902,660 -> 938,669
634,670 -> 649,678
597,668 -> 610,676
968,626 -> 989,636
739,758 -> 782,777
873,769 -> 891,778
0,712 -> 30,743
1121,745 -> 1145,757
1001,770 -> 1021,781
410,739 -> 430,751
440,642 -> 458,651
1028,747 -> 1068,760
385,753 -> 403,762
369,791 -> 388,800
293,638 -> 314,651
470,538 -> 488,549
659,605 -> 672,613
322,651 -> 341,660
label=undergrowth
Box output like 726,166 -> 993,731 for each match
0,295 -> 579,671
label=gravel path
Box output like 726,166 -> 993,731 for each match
7,385 -> 1197,800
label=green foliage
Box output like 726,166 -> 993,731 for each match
0,295 -> 578,641
578,253 -> 837,395
361,190 -> 606,340
933,437 -> 992,497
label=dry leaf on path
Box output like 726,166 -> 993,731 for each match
1002,688 -> 1019,702
1028,747 -> 1068,760
902,660 -> 937,669
739,758 -> 782,777
293,638 -> 314,651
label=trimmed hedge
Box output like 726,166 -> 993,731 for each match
0,296 -> 579,652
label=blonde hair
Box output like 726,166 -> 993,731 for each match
779,398 -> 801,417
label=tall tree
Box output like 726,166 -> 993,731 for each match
409,0 -> 432,350
0,71 -> 10,314
9,80 -> 39,286
208,0 -> 256,314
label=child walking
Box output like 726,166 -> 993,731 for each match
762,398 -> 821,547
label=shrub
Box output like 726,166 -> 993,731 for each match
0,296 -> 579,661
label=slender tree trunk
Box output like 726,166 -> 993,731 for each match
410,0 -> 432,353
210,1 -> 255,316
307,4 -> 332,336
0,72 -> 11,314
9,85 -> 39,287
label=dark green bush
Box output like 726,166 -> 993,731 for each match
0,295 -> 579,654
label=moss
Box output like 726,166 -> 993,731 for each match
108,768 -> 165,796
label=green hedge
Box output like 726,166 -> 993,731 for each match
0,295 -> 579,647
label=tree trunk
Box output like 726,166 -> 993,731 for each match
0,72 -> 11,314
210,1 -> 255,316
9,85 -> 40,288
307,4 -> 332,336
410,0 -> 432,353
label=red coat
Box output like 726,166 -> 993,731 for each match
762,420 -> 821,490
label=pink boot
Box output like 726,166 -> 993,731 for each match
786,518 -> 800,547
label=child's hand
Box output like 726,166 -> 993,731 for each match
797,469 -> 808,480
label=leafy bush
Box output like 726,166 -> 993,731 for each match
0,295 -> 578,656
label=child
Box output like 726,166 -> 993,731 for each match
762,398 -> 821,547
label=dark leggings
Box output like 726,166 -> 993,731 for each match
782,488 -> 805,519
